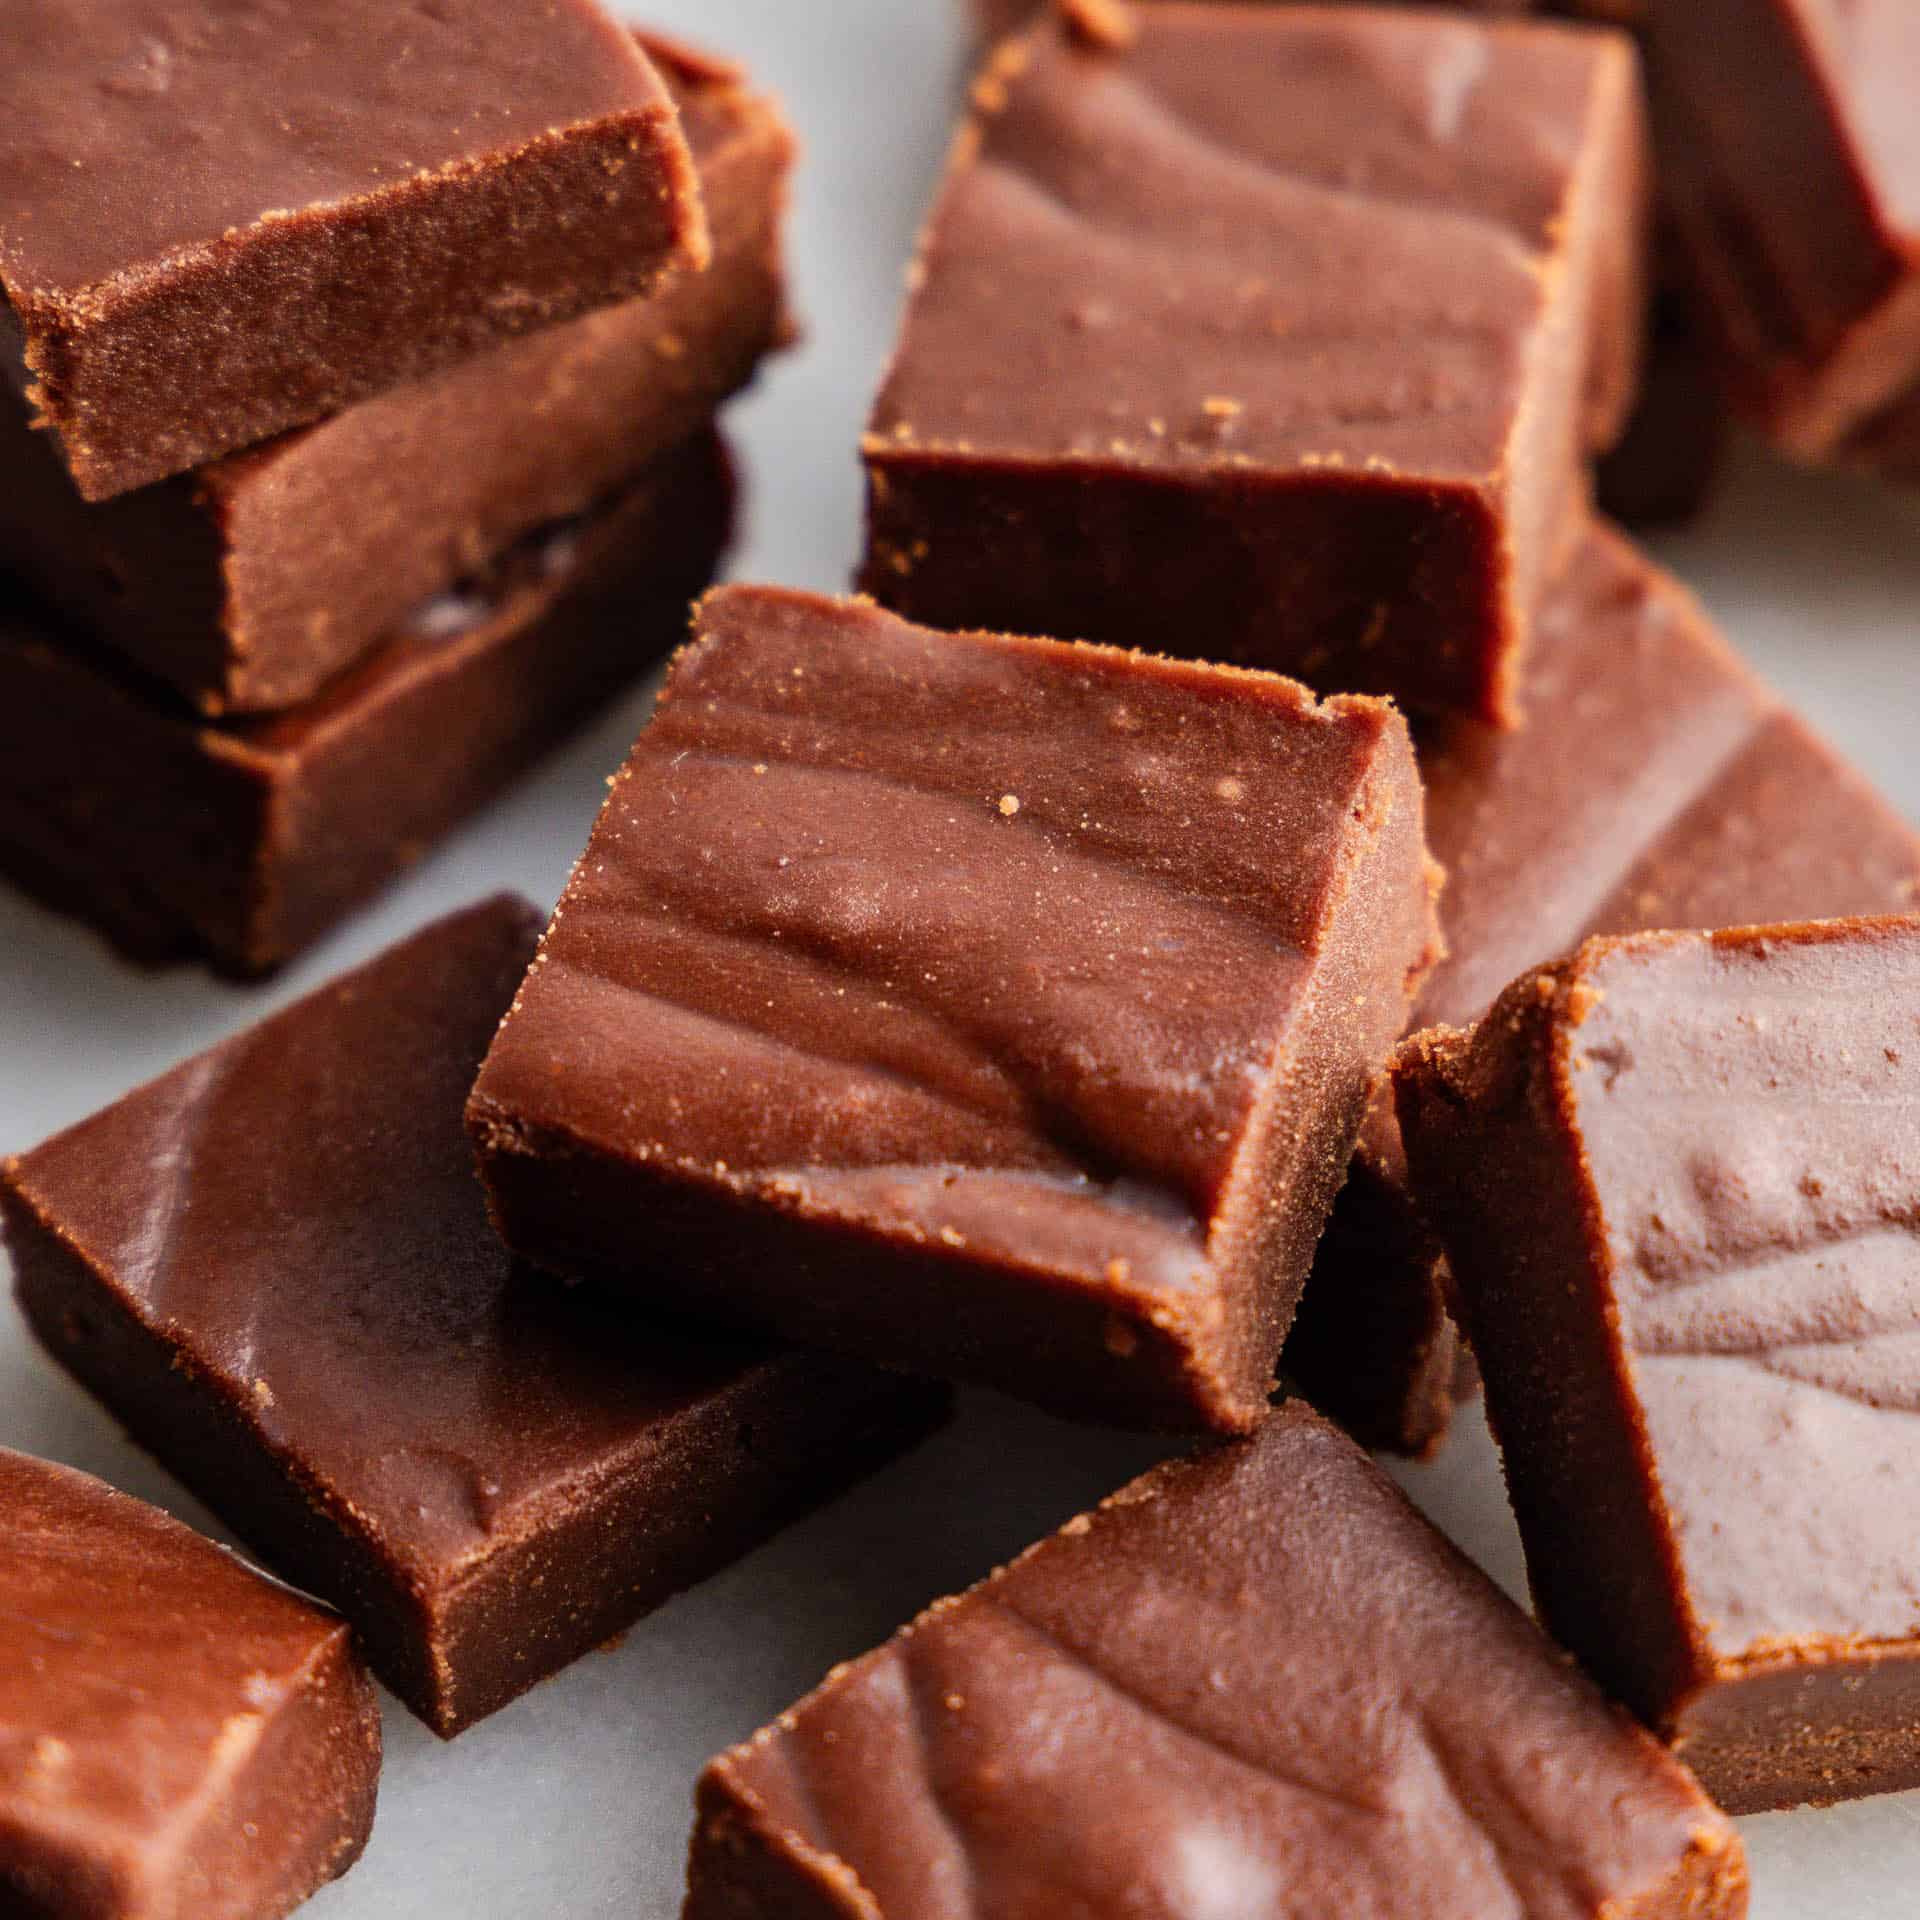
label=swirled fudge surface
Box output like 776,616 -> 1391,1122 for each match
685,1400 -> 1744,1920
469,585 -> 1441,1432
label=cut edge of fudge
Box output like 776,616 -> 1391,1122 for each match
1393,917 -> 1920,1812
468,586 -> 1444,1433
683,1399 -> 1746,1920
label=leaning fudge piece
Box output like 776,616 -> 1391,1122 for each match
685,1400 -> 1746,1920
0,899 -> 948,1739
0,35 -> 792,715
1397,918 -> 1920,1813
1653,0 -> 1920,462
469,587 -> 1441,1433
0,0 -> 707,500
1283,520 -> 1920,1454
867,3 -> 1649,725
0,1448 -> 379,1920
0,429 -> 733,977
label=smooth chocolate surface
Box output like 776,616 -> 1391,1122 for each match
0,428 -> 734,977
0,0 -> 706,498
469,586 -> 1441,1432
685,1399 -> 1745,1920
866,3 -> 1648,724
1654,0 -> 1920,462
1284,519 -> 1920,1454
0,36 -> 791,714
0,1447 -> 379,1919
1397,918 -> 1920,1813
0,899 -> 948,1740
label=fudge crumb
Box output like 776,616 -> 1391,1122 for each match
1060,0 -> 1138,51
999,793 -> 1021,817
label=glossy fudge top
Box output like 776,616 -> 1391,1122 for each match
1522,921 -> 1920,1656
471,585 -> 1434,1423
690,1402 -> 1743,1920
0,0 -> 672,295
873,3 -> 1638,484
0,1447 -> 372,1890
0,898 -> 802,1585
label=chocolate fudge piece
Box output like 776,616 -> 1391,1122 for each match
0,1447 -> 379,1919
867,4 -> 1649,725
1396,917 -> 1920,1812
1653,0 -> 1920,463
970,0 -> 1544,46
0,0 -> 707,501
1283,520 -> 1920,1454
0,429 -> 734,977
469,587 -> 1442,1432
1,899 -> 949,1739
1594,282 -> 1728,529
0,36 -> 791,715
685,1400 -> 1745,1920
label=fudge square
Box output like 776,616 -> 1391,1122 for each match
684,1401 -> 1745,1920
0,1447 -> 380,1920
0,898 -> 947,1738
1281,519 -> 1920,1458
1396,918 -> 1920,1813
1654,0 -> 1920,465
0,0 -> 707,500
0,32 -> 792,716
468,586 -> 1442,1433
862,2 -> 1649,725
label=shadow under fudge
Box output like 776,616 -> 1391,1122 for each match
0,428 -> 734,979
867,2 -> 1649,725
468,584 -> 1442,1433
1283,517 -> 1920,1456
0,0 -> 706,500
0,33 -> 794,716
0,1447 -> 380,1919
0,897 -> 949,1740
685,1399 -> 1744,1920
1397,918 -> 1920,1813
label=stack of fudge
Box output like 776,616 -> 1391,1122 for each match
0,3 -> 795,976
5,2 -> 1920,1917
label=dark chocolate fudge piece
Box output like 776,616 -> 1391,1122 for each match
0,1447 -> 380,1919
0,36 -> 791,715
0,899 -> 948,1739
866,3 -> 1649,725
1284,520 -> 1920,1454
1397,917 -> 1920,1812
0,428 -> 733,977
1653,0 -> 1920,463
469,586 -> 1442,1433
685,1400 -> 1746,1920
0,0 -> 706,500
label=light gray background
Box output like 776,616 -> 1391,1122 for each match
3,2 -> 1918,1912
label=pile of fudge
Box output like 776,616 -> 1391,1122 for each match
3,0 -> 1918,1916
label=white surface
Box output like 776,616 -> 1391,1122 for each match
2,2 -> 1918,1914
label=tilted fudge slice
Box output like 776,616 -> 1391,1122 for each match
469,585 -> 1441,1432
685,1400 -> 1745,1920
0,1447 -> 380,1920
1397,917 -> 1920,1810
